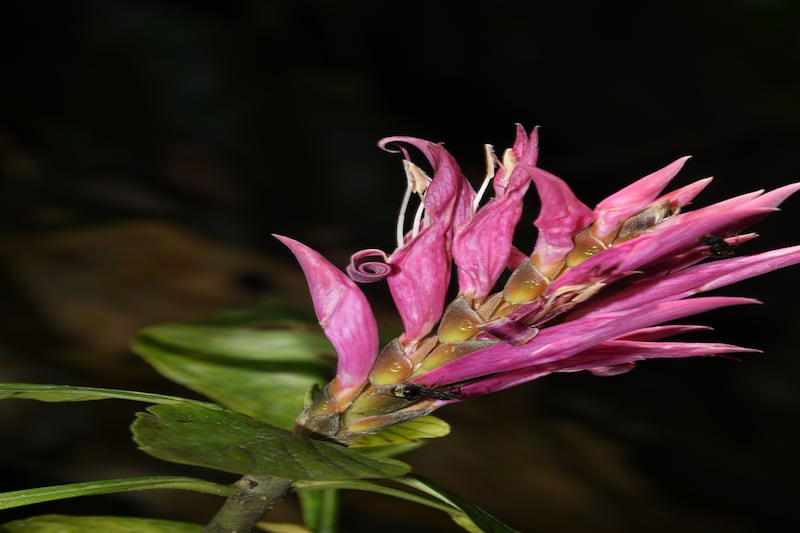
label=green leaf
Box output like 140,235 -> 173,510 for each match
293,479 -> 457,516
0,476 -> 234,509
131,403 -> 410,481
0,477 -> 233,511
397,475 -> 520,533
294,477 -> 518,531
182,300 -> 319,327
1,514 -> 203,532
131,311 -> 333,429
0,383 -> 217,407
139,318 -> 331,363
349,415 -> 451,449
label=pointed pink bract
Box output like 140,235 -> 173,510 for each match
453,171 -> 533,299
593,156 -> 691,238
274,235 -> 378,399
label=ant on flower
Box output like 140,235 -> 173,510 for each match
389,383 -> 464,401
701,234 -> 741,259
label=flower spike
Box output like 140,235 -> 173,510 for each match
283,127 -> 800,444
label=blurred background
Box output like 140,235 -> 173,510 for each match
1,1 -> 799,531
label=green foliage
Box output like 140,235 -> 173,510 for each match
131,403 -> 411,480
0,477 -> 233,511
0,383 -> 218,407
398,476 -> 520,533
1,515 -> 204,532
349,415 -> 451,450
296,489 -> 338,533
131,305 -> 333,430
294,477 -> 520,533
0,302 -> 511,532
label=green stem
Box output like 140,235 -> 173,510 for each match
204,475 -> 292,533
298,487 -> 339,533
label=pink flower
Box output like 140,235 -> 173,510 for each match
279,127 -> 800,444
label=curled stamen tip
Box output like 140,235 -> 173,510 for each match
347,248 -> 394,283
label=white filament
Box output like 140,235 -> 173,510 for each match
473,144 -> 496,211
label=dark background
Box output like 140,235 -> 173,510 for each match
1,1 -> 799,532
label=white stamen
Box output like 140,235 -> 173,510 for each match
411,200 -> 425,239
396,177 -> 413,248
473,144 -> 496,211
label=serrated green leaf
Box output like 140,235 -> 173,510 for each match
0,477 -> 233,511
131,403 -> 410,480
349,415 -> 450,449
132,315 -> 333,429
397,475 -> 520,533
0,384 -> 217,407
1,514 -> 203,532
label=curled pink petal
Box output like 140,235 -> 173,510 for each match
347,248 -> 392,283
379,135 -> 438,162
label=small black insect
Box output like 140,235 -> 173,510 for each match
701,234 -> 739,259
390,383 -> 464,401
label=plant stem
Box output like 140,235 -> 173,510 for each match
204,475 -> 292,533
